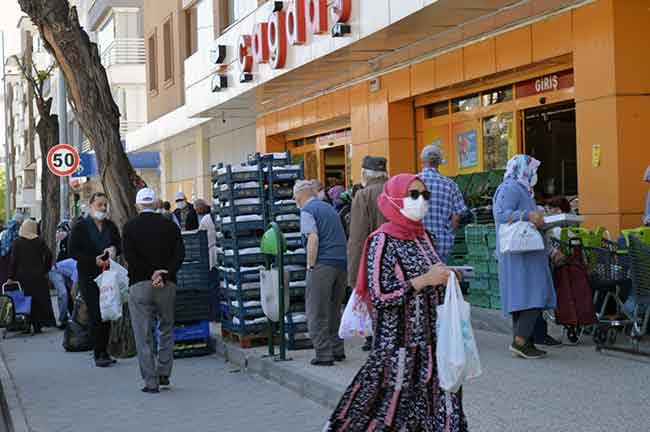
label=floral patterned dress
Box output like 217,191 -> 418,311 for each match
324,232 -> 468,432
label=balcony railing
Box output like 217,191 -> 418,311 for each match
100,38 -> 145,68
120,120 -> 145,136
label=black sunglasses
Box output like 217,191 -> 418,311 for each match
408,190 -> 431,201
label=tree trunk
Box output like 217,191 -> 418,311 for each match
35,110 -> 60,255
18,0 -> 140,230
19,0 -> 143,358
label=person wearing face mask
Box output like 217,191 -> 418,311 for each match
69,192 -> 122,367
324,174 -> 468,432
418,145 -> 467,264
347,156 -> 388,352
173,192 -> 199,231
493,155 -> 557,359
294,180 -> 348,367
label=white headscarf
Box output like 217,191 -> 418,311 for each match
504,154 -> 541,193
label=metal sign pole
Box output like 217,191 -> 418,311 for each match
57,70 -> 69,219
1,32 -> 11,222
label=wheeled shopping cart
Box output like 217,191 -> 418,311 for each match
1,282 -> 32,338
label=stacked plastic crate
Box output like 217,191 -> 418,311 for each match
257,152 -> 311,350
465,225 -> 500,310
174,230 -> 211,357
213,163 -> 268,344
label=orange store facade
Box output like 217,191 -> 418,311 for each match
254,0 -> 650,234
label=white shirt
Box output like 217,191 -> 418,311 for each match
199,214 -> 218,269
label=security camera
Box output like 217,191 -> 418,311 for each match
539,96 -> 547,105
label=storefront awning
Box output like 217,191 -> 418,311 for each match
72,152 -> 160,178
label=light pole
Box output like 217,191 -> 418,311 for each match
1,31 -> 11,222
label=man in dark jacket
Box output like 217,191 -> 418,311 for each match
123,188 -> 185,393
173,192 -> 199,231
347,156 -> 388,351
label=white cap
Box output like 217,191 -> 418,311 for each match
174,191 -> 187,202
293,180 -> 317,197
136,188 -> 156,205
421,144 -> 444,162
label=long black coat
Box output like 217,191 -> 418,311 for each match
68,217 -> 122,293
8,237 -> 55,326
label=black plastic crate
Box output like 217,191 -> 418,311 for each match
175,290 -> 211,322
222,285 -> 261,302
270,184 -> 294,199
218,201 -> 264,218
215,164 -> 262,184
176,262 -> 210,291
267,165 -> 303,182
182,231 -> 209,264
286,265 -> 306,281
219,218 -> 266,234
249,151 -> 292,167
221,251 -> 267,267
222,266 -> 261,284
267,200 -> 300,216
216,183 -> 263,201
220,236 -> 262,250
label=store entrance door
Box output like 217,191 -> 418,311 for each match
523,102 -> 577,198
320,145 -> 348,188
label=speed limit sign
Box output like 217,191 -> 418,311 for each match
47,144 -> 80,177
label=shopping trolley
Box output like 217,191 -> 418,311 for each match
0,282 -> 32,338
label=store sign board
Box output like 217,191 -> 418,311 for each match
516,70 -> 574,98
233,0 -> 352,83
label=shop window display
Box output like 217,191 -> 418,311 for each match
482,86 -> 513,106
452,94 -> 480,112
482,113 -> 514,170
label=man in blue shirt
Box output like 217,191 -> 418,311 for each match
295,180 -> 347,367
49,258 -> 78,329
418,145 -> 467,263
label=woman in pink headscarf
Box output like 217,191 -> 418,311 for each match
324,174 -> 468,432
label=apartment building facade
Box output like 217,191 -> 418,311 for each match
129,0 -> 650,232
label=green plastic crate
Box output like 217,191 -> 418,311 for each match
466,244 -> 491,259
488,277 -> 500,294
468,292 -> 491,308
453,174 -> 474,196
488,258 -> 499,275
469,277 -> 490,293
465,225 -> 488,246
490,294 -> 502,310
467,259 -> 489,276
486,225 -> 497,249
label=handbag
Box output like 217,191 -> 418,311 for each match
499,213 -> 545,254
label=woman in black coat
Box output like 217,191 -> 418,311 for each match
7,219 -> 56,333
69,192 -> 122,368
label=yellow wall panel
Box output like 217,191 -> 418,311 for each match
532,12 -> 572,62
277,108 -> 290,133
389,138 -> 416,176
332,88 -> 351,118
613,0 -> 650,95
265,111 -> 278,136
256,117 -> 266,152
368,139 -> 389,161
303,99 -> 318,125
317,93 -> 334,121
388,101 -> 415,140
435,51 -> 463,88
289,104 -> 304,130
350,143 -> 369,183
410,59 -> 435,96
495,26 -> 532,72
386,68 -> 411,102
463,38 -> 496,81
350,83 -> 369,144
368,89 -> 389,142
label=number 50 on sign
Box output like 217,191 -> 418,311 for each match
47,144 -> 80,177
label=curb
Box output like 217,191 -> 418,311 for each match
210,307 -> 512,409
211,335 -> 344,409
0,345 -> 30,432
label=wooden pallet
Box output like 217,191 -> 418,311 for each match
221,327 -> 278,349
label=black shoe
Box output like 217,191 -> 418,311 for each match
56,322 -> 68,330
105,353 -> 117,364
538,335 -> 562,347
362,338 -> 373,352
310,359 -> 334,367
95,357 -> 112,368
141,386 -> 159,394
33,325 -> 42,334
159,376 -> 170,386
334,355 -> 346,362
509,343 -> 547,359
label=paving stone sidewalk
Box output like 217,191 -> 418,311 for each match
0,328 -> 328,432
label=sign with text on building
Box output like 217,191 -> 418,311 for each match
515,69 -> 574,98
47,144 -> 80,177
211,0 -> 353,87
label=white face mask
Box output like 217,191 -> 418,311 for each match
530,173 -> 538,188
400,196 -> 428,221
176,201 -> 187,210
93,211 -> 107,221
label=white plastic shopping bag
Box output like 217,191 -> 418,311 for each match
260,268 -> 290,322
338,291 -> 374,339
94,260 -> 125,322
106,259 -> 130,303
499,220 -> 545,254
436,272 -> 482,392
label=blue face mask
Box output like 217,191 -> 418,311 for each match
93,211 -> 106,221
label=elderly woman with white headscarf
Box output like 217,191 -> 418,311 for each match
7,219 -> 55,333
493,155 -> 557,360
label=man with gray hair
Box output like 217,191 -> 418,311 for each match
347,156 -> 388,351
418,145 -> 467,263
294,180 -> 347,367
123,188 -> 185,393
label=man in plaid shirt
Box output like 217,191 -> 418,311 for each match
418,145 -> 467,263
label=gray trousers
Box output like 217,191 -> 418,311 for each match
305,264 -> 346,361
128,280 -> 176,388
512,308 -> 542,341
